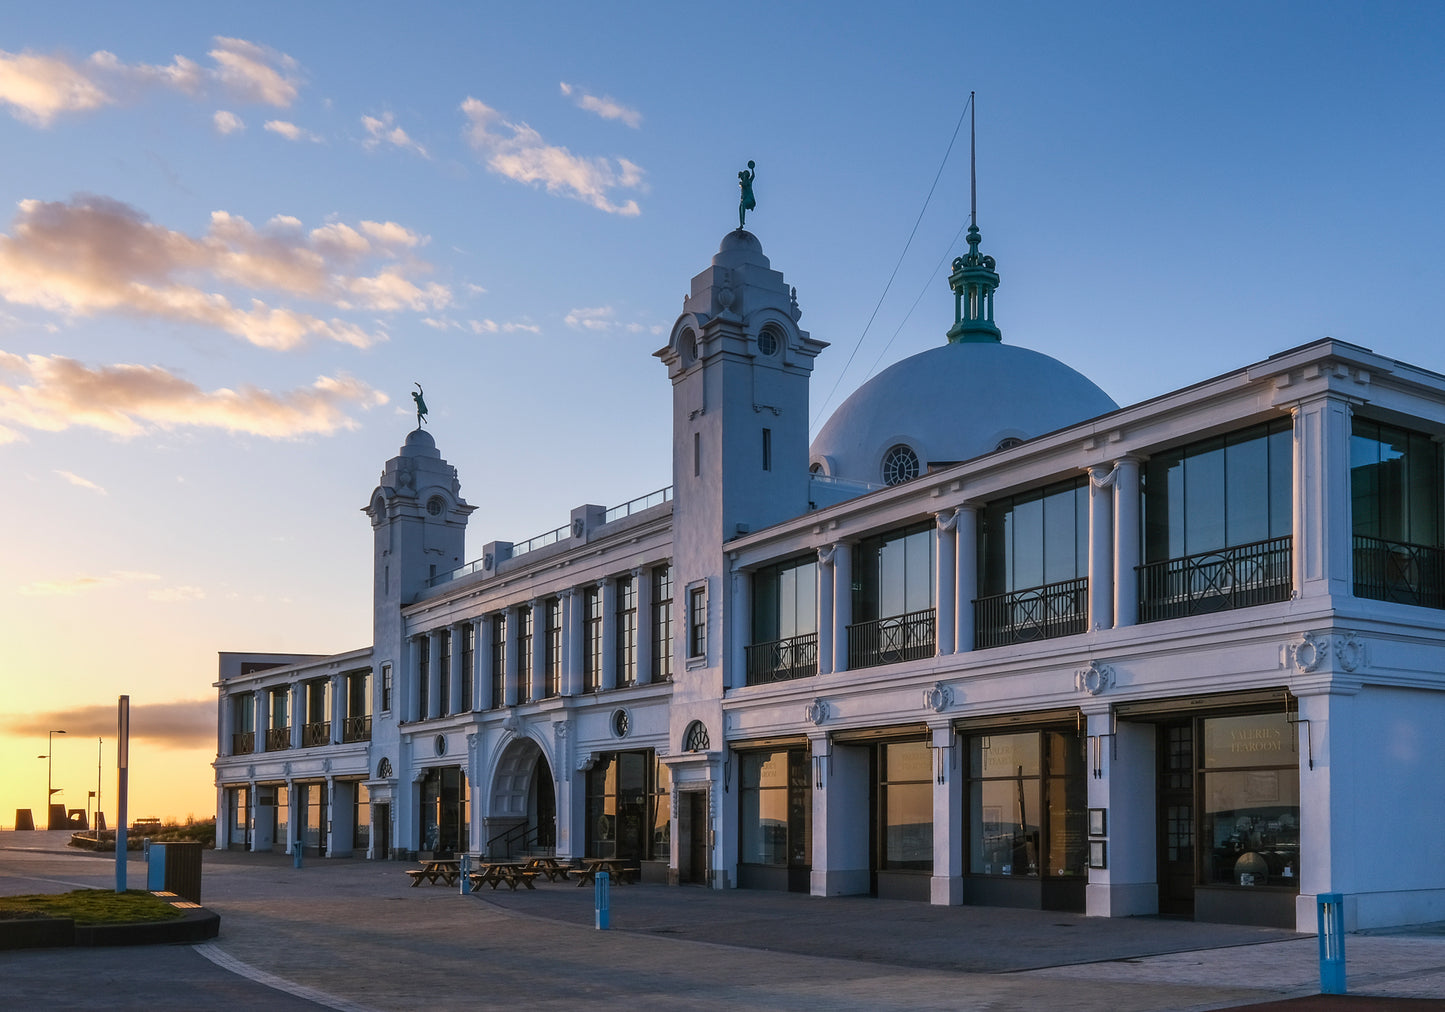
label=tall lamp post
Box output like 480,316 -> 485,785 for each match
42,729 -> 66,829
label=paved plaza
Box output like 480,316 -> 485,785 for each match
3,831 -> 1445,1010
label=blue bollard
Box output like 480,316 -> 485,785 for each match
595,871 -> 610,930
293,840 -> 303,870
1318,892 -> 1347,994
460,853 -> 472,895
146,842 -> 165,891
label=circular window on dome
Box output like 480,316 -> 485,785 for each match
994,437 -> 1023,452
882,444 -> 920,486
757,326 -> 781,357
427,496 -> 445,517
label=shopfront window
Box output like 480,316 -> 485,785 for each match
1200,713 -> 1300,888
354,783 -> 370,853
739,749 -> 810,867
879,740 -> 932,872
420,766 -> 468,856
968,729 -> 1085,878
586,750 -> 662,861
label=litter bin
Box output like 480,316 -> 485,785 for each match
1317,892 -> 1346,995
147,841 -> 204,903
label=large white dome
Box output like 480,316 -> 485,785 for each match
810,341 -> 1118,485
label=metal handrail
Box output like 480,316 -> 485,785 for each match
231,731 -> 255,755
512,524 -> 569,558
302,721 -> 331,747
1353,535 -> 1445,609
604,486 -> 672,524
847,608 -> 936,670
974,577 -> 1088,649
1138,536 -> 1292,623
342,715 -> 372,743
745,632 -> 819,685
264,727 -> 290,752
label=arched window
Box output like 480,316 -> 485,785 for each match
882,444 -> 920,486
684,720 -> 710,752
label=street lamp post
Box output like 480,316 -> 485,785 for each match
43,729 -> 66,829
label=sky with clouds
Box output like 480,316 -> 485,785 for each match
1,2 -> 1442,823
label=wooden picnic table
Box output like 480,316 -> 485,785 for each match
469,861 -> 538,891
524,857 -> 571,882
405,858 -> 461,887
572,858 -> 635,886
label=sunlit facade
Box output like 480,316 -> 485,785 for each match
216,225 -> 1445,932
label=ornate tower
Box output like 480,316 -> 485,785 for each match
945,224 -> 1001,344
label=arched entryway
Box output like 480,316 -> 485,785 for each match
486,737 -> 555,858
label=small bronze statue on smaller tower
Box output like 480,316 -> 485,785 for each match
738,160 -> 756,230
411,382 -> 429,427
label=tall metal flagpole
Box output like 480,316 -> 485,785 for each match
116,696 -> 129,892
970,91 -> 977,229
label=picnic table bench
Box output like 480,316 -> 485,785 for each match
572,858 -> 635,886
469,862 -> 538,891
525,857 -> 571,882
406,859 -> 461,886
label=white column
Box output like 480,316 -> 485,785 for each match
929,722 -> 962,905
935,510 -> 958,656
956,505 -> 978,652
731,564 -> 749,690
427,629 -> 443,719
600,578 -> 618,691
470,619 -> 484,711
832,543 -> 852,673
1088,465 -> 1116,631
817,546 -> 836,675
635,568 -> 653,687
221,694 -> 234,756
1084,709 -> 1157,917
330,674 -> 344,744
450,625 -> 465,715
1113,458 -> 1141,628
476,618 -> 494,711
1292,395 -> 1353,600
406,637 -> 422,722
565,588 -> 584,696
504,610 -> 520,706
530,599 -> 546,700
324,775 -> 336,857
247,780 -> 259,852
289,682 -> 302,750
256,689 -> 270,751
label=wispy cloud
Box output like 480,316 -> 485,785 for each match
361,112 -> 428,158
54,469 -> 107,494
0,195 -> 449,349
460,97 -> 645,216
263,119 -> 321,143
559,82 -> 641,129
0,37 -> 301,126
564,305 -> 615,330
423,316 -> 540,335
0,351 -> 387,441
212,109 -> 244,134
4,698 -> 215,747
148,585 -> 205,603
18,569 -> 159,596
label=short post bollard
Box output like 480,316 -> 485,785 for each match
460,853 -> 472,895
1318,892 -> 1347,995
293,840 -> 303,870
595,871 -> 610,930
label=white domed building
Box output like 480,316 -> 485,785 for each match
216,213 -> 1445,935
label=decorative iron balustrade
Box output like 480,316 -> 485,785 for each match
1354,535 -> 1445,610
342,715 -> 372,743
301,721 -> 331,747
745,632 -> 819,685
264,727 -> 290,752
231,731 -> 255,755
974,577 -> 1088,649
847,609 -> 936,670
1138,536 -> 1292,624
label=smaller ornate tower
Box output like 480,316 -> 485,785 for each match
945,224 -> 1001,344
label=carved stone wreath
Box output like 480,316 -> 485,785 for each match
923,683 -> 954,713
1075,660 -> 1114,696
805,698 -> 830,726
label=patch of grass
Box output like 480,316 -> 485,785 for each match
0,890 -> 183,925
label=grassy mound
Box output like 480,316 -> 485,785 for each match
0,890 -> 182,925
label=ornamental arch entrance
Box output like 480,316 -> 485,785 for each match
485,736 -> 555,858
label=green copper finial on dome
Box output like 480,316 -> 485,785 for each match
946,94 -> 1001,344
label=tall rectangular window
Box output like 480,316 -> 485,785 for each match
853,522 -> 936,622
517,607 -> 533,698
652,565 -> 673,681
616,575 -> 637,687
762,427 -> 772,471
879,741 -> 932,871
381,663 -> 392,713
583,587 -> 603,692
967,728 -> 1086,879
693,431 -> 701,477
748,555 -> 819,684
438,630 -> 451,717
544,598 -> 562,697
458,624 -> 473,712
417,635 -> 430,719
1351,417 -> 1444,608
490,614 -> 506,708
688,584 -> 707,659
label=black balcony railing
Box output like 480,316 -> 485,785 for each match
847,608 -> 936,670
745,632 -> 819,685
1354,535 -> 1445,610
231,731 -> 255,755
1138,536 -> 1292,624
302,721 -> 331,747
342,714 -> 372,743
264,727 -> 290,752
974,577 -> 1088,649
